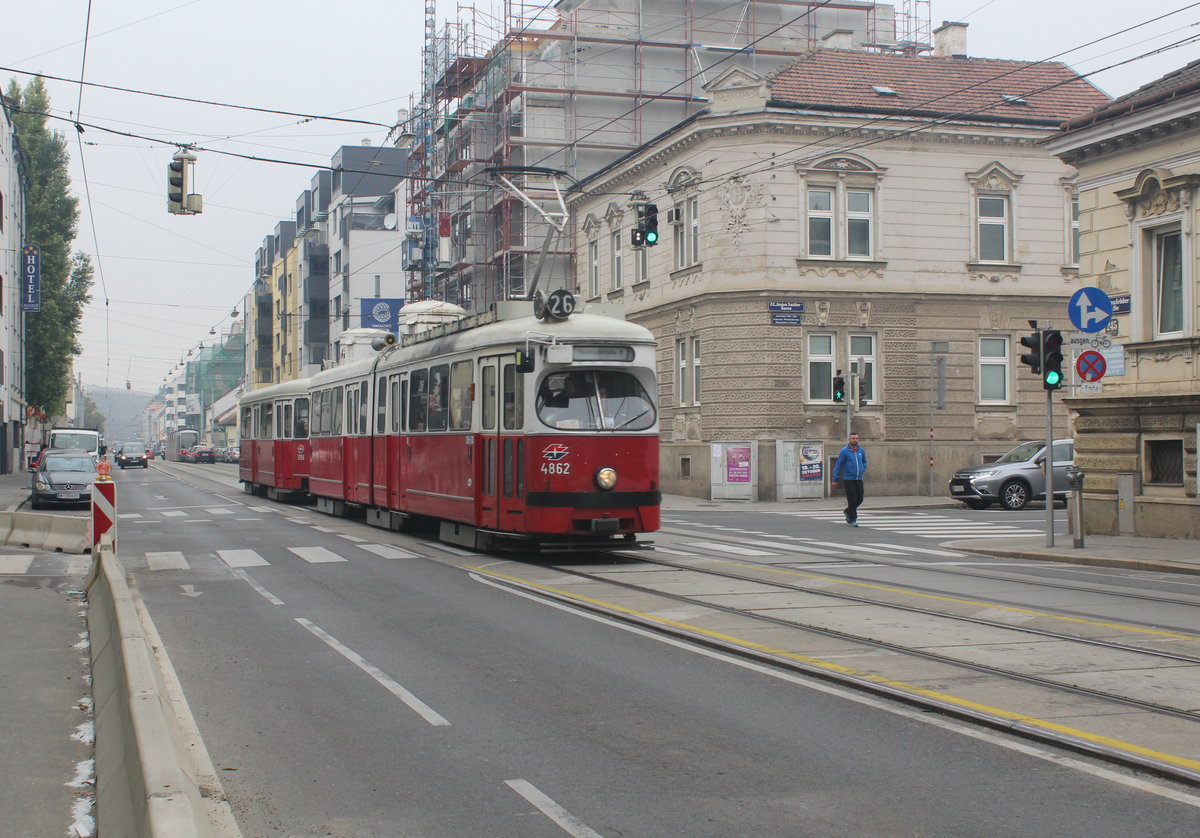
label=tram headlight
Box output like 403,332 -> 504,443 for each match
595,466 -> 618,491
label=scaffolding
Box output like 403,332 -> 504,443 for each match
404,0 -> 930,310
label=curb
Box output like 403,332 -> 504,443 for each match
86,547 -> 219,838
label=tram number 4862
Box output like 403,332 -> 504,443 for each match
541,461 -> 571,475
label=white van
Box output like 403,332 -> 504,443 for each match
47,427 -> 106,460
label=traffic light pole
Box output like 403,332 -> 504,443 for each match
1045,386 -> 1055,548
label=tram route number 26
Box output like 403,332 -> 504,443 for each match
541,461 -> 571,475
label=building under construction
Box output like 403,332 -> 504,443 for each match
402,0 -> 931,310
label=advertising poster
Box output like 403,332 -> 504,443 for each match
799,442 -> 824,480
726,446 -> 751,483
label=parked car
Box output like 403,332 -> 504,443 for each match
190,445 -> 217,464
30,449 -> 98,509
948,439 -> 1075,510
145,446 -> 155,460
115,441 -> 148,469
224,447 -> 240,464
211,447 -> 227,462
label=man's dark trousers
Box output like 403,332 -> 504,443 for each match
843,479 -> 864,524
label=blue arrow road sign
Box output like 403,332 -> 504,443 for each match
1068,287 -> 1112,333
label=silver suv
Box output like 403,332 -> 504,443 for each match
948,439 -> 1074,510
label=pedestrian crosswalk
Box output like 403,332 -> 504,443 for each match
666,510 -> 1045,541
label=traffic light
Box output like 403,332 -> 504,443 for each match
1041,329 -> 1064,390
167,156 -> 188,215
1018,331 -> 1042,376
643,203 -> 659,246
832,373 -> 846,403
630,228 -> 646,248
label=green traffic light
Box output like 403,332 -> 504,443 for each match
645,230 -> 658,244
1044,370 -> 1062,386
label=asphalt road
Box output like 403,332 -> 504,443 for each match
119,464 -> 1200,837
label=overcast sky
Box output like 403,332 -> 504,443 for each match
1,1 -> 1196,399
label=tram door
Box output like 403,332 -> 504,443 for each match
479,356 -> 525,531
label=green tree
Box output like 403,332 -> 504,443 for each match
80,391 -> 106,434
6,75 -> 93,415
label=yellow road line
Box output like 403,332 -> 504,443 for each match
469,564 -> 1200,774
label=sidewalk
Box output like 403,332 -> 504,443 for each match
661,492 -> 1200,577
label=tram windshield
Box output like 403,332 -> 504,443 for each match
536,370 -> 655,431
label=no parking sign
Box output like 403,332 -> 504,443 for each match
1076,350 -> 1107,382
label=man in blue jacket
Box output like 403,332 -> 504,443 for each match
831,432 -> 867,526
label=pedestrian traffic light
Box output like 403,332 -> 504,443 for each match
1018,331 -> 1042,376
832,373 -> 846,403
1042,329 -> 1064,390
643,203 -> 659,246
167,156 -> 188,215
630,228 -> 646,248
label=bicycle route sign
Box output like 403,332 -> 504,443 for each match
1068,287 -> 1112,333
1076,350 -> 1107,382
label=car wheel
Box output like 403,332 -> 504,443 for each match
963,498 -> 991,510
1000,480 -> 1030,510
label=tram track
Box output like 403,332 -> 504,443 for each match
466,549 -> 1200,784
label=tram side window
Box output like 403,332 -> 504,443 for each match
346,385 -> 359,436
428,364 -> 449,431
357,381 -> 369,435
450,360 -> 473,431
241,406 -> 253,440
294,398 -> 310,438
389,375 -> 401,433
261,403 -> 274,440
318,389 -> 332,435
482,365 -> 496,430
280,403 -> 293,440
376,377 -> 387,434
409,370 -> 428,431
332,386 -> 344,435
502,364 -> 523,430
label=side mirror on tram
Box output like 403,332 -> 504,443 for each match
515,348 -> 535,373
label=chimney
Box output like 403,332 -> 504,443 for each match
933,21 -> 968,58
820,29 -> 855,51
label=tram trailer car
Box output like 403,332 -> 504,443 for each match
165,428 -> 199,462
239,378 -> 311,501
238,299 -> 660,553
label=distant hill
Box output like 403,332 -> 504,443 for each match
86,386 -> 154,442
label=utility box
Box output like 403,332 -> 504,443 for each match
711,441 -> 757,501
776,440 -> 825,500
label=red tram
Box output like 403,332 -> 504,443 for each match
238,298 -> 660,551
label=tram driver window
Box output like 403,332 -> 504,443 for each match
332,387 -> 344,435
536,370 -> 655,431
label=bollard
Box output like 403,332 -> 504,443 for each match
92,460 -> 116,553
1066,466 -> 1084,549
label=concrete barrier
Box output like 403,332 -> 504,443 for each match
87,546 -> 217,838
2,510 -> 89,553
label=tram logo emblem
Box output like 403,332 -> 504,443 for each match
542,444 -> 570,461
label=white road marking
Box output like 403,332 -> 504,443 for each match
504,779 -> 604,838
337,534 -> 367,543
232,569 -> 284,605
118,513 -> 143,519
864,543 -> 966,558
217,549 -> 269,568
161,510 -> 188,517
288,546 -> 347,564
358,543 -> 422,560
146,551 -> 189,571
295,618 -> 450,726
206,508 -> 236,516
684,541 -> 777,557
